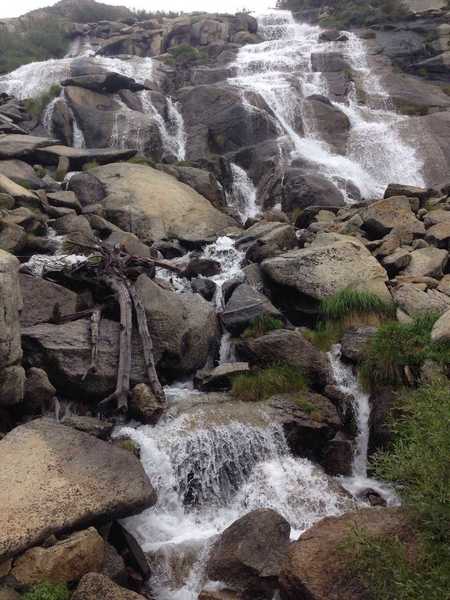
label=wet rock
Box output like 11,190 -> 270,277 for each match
0,419 -> 156,560
23,367 -> 56,414
129,383 -> 165,425
279,508 -> 411,600
19,274 -> 79,327
0,366 -> 25,407
319,29 -> 348,42
11,528 -> 104,585
221,283 -> 282,336
35,145 -> 137,170
135,274 -> 220,377
93,163 -> 238,244
341,327 -> 377,363
357,488 -> 387,507
61,416 -> 114,440
361,196 -> 425,238
321,432 -> 353,477
236,329 -> 330,388
280,170 -> 345,213
102,542 -> 127,585
67,172 -> 106,207
47,191 -> 81,212
384,183 -> 432,202
191,277 -> 217,301
369,387 -> 396,453
159,164 -> 226,209
303,95 -> 350,153
311,51 -> 349,72
51,97 -> 74,146
62,72 -> 145,94
72,573 -> 147,600
194,362 -> 250,392
185,257 -> 221,278
401,246 -> 448,278
207,508 -> 290,598
431,309 -> 450,342
262,233 -> 391,311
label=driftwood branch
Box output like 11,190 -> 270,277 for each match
82,307 -> 102,381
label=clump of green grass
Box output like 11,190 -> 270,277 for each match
127,156 -> 156,168
24,83 -> 61,118
242,315 -> 284,339
359,313 -> 450,390
342,381 -> 450,599
168,44 -> 208,67
22,582 -> 70,600
232,364 -> 306,402
305,288 -> 394,352
321,288 -> 395,323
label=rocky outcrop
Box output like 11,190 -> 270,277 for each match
262,233 -> 391,313
279,508 -> 413,600
0,419 -> 156,560
93,162 -> 239,244
207,509 -> 291,598
0,250 -> 23,407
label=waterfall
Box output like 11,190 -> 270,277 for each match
140,91 -> 187,161
328,345 -> 399,504
42,96 -> 59,135
228,163 -> 260,223
117,408 -> 352,599
229,9 -> 425,201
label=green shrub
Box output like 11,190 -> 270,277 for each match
343,381 -> 450,599
232,364 -> 307,402
22,582 -> 70,600
0,22 -> 68,74
359,313 -> 450,390
82,160 -> 99,172
302,321 -> 342,352
242,315 -> 284,339
24,84 -> 61,118
168,44 -> 208,66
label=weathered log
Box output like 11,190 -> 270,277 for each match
82,307 -> 102,381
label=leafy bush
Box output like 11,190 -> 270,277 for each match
0,22 -> 68,74
22,582 -> 70,600
232,364 -> 306,402
343,382 -> 450,599
242,315 -> 284,338
359,313 -> 450,390
168,44 -> 209,66
24,84 -> 61,118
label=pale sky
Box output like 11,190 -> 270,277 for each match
1,0 -> 275,18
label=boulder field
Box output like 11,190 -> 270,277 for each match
0,0 -> 449,598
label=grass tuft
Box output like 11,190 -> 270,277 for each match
320,288 -> 395,323
359,313 -> 450,390
232,363 -> 306,402
24,83 -> 61,118
242,315 -> 284,339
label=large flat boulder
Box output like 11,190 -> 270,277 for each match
93,163 -> 239,244
0,160 -> 43,189
19,274 -> 79,327
0,134 -> 57,159
361,196 -> 425,238
0,419 -> 156,560
262,233 -> 390,309
34,145 -> 137,170
279,508 -> 412,600
0,174 -> 39,203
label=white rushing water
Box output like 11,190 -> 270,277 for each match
328,345 -> 398,504
118,408 -> 353,600
229,9 -> 425,201
228,163 -> 260,223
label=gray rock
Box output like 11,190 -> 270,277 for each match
361,196 -> 425,238
23,367 -> 56,414
0,134 -> 56,160
207,509 -> 290,597
19,274 -> 79,327
0,419 -> 156,560
302,95 -> 350,153
129,383 -> 165,425
341,327 -> 377,363
61,416 -> 114,440
221,283 -> 282,336
0,366 -> 25,407
67,172 -> 106,207
0,250 -> 22,370
431,309 -> 450,342
401,246 -> 448,278
47,191 -> 81,212
0,160 -> 43,189
194,362 -> 250,392
392,284 -> 450,317
35,144 -> 137,170
72,573 -> 147,600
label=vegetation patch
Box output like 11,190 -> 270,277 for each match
304,289 -> 394,352
0,23 -> 68,75
359,313 -> 450,390
232,364 -> 307,402
22,582 -> 70,600
343,381 -> 450,599
167,44 -> 209,67
24,84 -> 61,119
82,160 -> 99,172
242,315 -> 284,339
127,156 -> 156,168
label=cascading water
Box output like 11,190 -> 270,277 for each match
229,9 -> 425,200
228,163 -> 260,223
118,405 -> 353,600
328,345 -> 398,504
